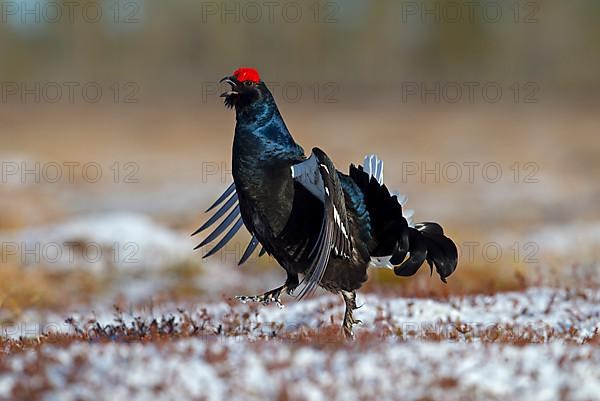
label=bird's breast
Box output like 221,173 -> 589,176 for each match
233,160 -> 295,238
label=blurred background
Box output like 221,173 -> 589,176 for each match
1,0 -> 599,319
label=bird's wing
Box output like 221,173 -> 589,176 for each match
292,148 -> 353,299
192,182 -> 264,265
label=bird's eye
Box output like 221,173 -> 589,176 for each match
244,80 -> 254,86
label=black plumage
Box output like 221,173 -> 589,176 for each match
193,68 -> 458,338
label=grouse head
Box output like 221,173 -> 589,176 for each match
220,67 -> 272,110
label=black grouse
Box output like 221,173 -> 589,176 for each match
193,67 -> 458,338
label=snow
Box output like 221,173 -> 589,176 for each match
2,287 -> 599,400
0,213 -> 194,271
2,337 -> 600,401
4,287 -> 600,342
529,222 -> 600,258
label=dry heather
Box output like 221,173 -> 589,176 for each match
1,288 -> 600,401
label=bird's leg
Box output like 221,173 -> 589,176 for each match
236,273 -> 299,308
341,290 -> 362,339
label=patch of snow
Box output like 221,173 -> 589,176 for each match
529,221 -> 600,257
2,339 -> 600,401
5,287 -> 600,344
2,288 -> 600,400
0,213 -> 194,272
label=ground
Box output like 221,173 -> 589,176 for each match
1,288 -> 600,401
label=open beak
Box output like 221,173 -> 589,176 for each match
219,76 -> 240,97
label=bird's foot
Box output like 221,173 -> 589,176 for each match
235,287 -> 285,308
342,314 -> 363,339
343,322 -> 355,340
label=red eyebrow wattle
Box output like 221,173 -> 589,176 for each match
233,67 -> 260,83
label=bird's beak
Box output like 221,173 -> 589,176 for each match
219,76 -> 240,97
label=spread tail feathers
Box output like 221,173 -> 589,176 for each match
392,223 -> 458,283
350,155 -> 458,282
